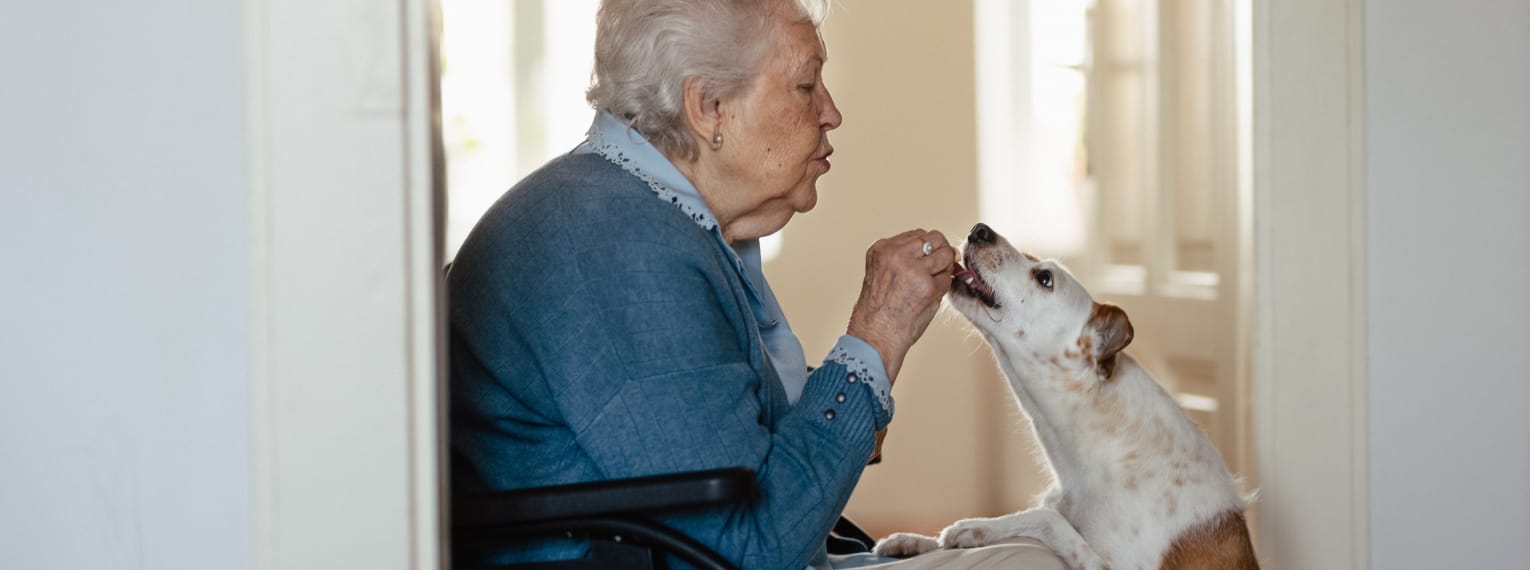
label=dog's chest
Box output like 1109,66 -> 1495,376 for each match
1059,450 -> 1198,534
1042,375 -> 1236,564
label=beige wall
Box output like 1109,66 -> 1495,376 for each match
765,0 -> 1051,539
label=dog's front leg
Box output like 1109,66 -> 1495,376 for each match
938,508 -> 1107,570
1037,485 -> 1065,510
871,532 -> 940,558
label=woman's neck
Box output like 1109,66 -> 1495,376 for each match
668,149 -> 742,242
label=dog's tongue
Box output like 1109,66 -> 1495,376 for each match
952,261 -> 977,283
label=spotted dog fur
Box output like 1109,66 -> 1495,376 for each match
874,224 -> 1258,570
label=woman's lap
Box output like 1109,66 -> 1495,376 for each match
831,538 -> 1067,570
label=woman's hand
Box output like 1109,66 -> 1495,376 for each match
870,428 -> 889,464
847,229 -> 955,383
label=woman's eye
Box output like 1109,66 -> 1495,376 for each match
1036,269 -> 1053,289
798,83 -> 815,93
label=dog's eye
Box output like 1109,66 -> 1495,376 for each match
1035,269 -> 1054,289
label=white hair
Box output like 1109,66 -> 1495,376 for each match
587,0 -> 830,160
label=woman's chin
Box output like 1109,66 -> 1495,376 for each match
797,194 -> 818,214
793,183 -> 820,213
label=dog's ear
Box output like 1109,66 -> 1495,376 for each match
1086,302 -> 1134,379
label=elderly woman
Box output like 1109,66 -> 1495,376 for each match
448,0 -> 1065,568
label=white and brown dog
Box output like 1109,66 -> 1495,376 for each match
874,223 -> 1258,570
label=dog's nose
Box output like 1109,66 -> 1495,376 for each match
969,223 -> 996,244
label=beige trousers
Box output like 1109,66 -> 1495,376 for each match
851,538 -> 1068,570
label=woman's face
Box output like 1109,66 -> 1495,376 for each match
711,12 -> 842,241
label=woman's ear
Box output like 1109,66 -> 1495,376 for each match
1085,302 -> 1134,379
680,76 -> 723,155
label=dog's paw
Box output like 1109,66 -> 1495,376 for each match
872,533 -> 940,558
937,518 -> 1010,550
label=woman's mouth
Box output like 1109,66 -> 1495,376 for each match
951,261 -> 999,308
815,149 -> 834,170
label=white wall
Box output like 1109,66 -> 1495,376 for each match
1367,1 -> 1530,567
0,2 -> 253,568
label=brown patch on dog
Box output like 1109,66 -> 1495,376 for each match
1149,417 -> 1174,453
1090,391 -> 1124,417
964,527 -> 988,545
1091,420 -> 1121,436
1120,451 -> 1141,469
1022,251 -> 1040,262
1160,511 -> 1260,570
1124,475 -> 1138,491
1064,349 -> 1080,360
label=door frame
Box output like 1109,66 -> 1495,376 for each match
244,0 -> 446,568
1248,0 -> 1369,567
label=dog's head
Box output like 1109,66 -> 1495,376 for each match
949,223 -> 1134,380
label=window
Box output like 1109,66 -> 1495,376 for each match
440,0 -> 600,258
974,0 -> 1091,258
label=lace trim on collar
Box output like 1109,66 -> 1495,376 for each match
587,137 -> 719,231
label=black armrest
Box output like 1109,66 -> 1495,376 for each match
454,467 -> 756,529
452,467 -> 757,570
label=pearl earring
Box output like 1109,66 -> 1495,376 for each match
712,132 -> 724,149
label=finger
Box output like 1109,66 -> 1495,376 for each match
906,267 -> 952,303
920,245 -> 958,274
868,230 -> 927,262
904,231 -> 944,254
931,263 -> 955,282
886,229 -> 928,245
919,230 -> 951,253
931,265 -> 954,292
920,247 -> 956,274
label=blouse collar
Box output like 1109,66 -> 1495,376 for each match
572,111 -> 720,231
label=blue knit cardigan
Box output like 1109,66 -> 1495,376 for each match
447,152 -> 888,569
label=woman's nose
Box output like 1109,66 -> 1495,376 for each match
820,84 -> 843,131
969,223 -> 996,244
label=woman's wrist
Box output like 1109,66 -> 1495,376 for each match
845,323 -> 906,383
